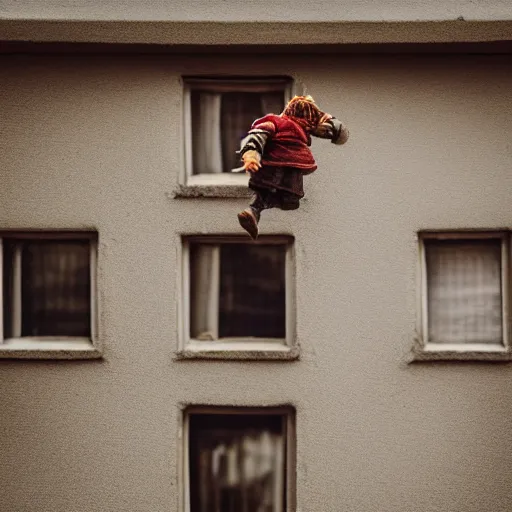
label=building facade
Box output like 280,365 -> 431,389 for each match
1,2 -> 512,511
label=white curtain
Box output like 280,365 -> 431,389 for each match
190,244 -> 220,340
192,92 -> 223,174
426,241 -> 502,344
201,429 -> 284,512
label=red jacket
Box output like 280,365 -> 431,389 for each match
250,114 -> 317,172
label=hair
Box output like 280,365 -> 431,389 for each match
282,95 -> 323,130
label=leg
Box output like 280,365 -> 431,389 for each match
250,189 -> 277,216
238,190 -> 275,240
278,191 -> 301,211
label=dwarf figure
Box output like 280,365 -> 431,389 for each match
237,95 -> 349,239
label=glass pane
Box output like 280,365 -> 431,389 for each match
219,244 -> 286,338
191,89 -> 285,174
426,239 -> 503,344
3,239 -> 91,337
189,412 -> 286,512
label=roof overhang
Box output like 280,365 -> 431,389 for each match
1,19 -> 512,47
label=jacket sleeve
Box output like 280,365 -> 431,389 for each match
311,113 -> 349,145
239,118 -> 276,158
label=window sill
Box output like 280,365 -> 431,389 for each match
411,342 -> 512,362
172,173 -> 252,198
176,340 -> 300,361
0,337 -> 102,360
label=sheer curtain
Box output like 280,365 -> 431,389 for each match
190,414 -> 285,512
191,91 -> 223,174
190,244 -> 220,340
426,240 -> 503,344
1,240 -> 91,338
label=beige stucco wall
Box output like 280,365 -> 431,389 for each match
1,52 -> 512,511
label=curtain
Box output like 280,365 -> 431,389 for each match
190,414 -> 285,512
426,239 -> 503,344
16,240 -> 91,337
191,91 -> 223,174
190,244 -> 220,340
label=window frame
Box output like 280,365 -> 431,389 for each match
180,405 -> 296,512
177,235 -> 298,360
414,230 -> 511,361
179,76 -> 294,194
0,230 -> 101,360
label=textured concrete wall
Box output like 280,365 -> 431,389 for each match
1,53 -> 512,512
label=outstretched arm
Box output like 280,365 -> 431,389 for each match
311,113 -> 349,145
239,129 -> 271,172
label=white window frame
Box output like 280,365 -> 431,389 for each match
0,231 -> 101,360
414,230 -> 511,361
181,76 -> 294,189
177,235 -> 298,360
180,405 -> 296,512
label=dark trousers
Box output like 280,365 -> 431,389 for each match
248,165 -> 304,216
250,188 -> 301,215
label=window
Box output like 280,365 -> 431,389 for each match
416,231 -> 510,360
179,236 -> 297,359
183,407 -> 295,512
182,77 -> 293,188
0,232 -> 100,359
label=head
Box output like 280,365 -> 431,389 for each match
282,95 -> 324,131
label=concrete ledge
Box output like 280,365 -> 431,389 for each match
1,20 -> 512,46
410,343 -> 512,362
171,185 -> 252,199
0,338 -> 103,360
176,341 -> 300,361
1,1 -> 511,24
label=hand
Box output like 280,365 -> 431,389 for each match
244,158 -> 261,173
242,152 -> 262,173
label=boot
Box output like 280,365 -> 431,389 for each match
237,207 -> 260,240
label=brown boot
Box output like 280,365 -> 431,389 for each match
237,207 -> 259,240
